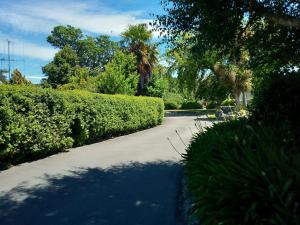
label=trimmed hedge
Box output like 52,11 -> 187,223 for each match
185,119 -> 300,225
0,85 -> 164,164
181,101 -> 203,110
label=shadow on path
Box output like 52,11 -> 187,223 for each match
0,161 -> 183,225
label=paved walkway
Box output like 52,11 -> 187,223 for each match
0,116 -> 205,225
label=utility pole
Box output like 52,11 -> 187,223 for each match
7,39 -> 11,80
0,39 -> 24,81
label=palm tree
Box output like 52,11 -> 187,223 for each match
121,24 -> 158,95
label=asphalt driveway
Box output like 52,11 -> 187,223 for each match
0,116 -> 203,225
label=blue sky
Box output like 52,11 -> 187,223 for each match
0,0 -> 164,83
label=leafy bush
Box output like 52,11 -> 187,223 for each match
58,67 -> 98,92
97,50 -> 138,95
180,101 -> 203,109
164,101 -> 178,110
42,45 -> 79,87
163,92 -> 184,110
185,119 -> 300,225
145,73 -> 169,98
0,85 -> 164,165
206,101 -> 219,109
252,73 -> 300,135
221,98 -> 235,106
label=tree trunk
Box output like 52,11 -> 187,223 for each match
136,75 -> 144,96
242,91 -> 247,107
234,91 -> 241,110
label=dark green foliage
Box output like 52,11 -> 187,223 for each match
0,85 -> 164,165
76,35 -> 117,71
165,45 -> 202,99
251,72 -> 300,137
42,45 -> 79,87
185,119 -> 300,225
47,25 -> 83,50
157,0 -> 300,71
164,101 -> 178,110
145,66 -> 169,98
163,92 -> 184,109
206,101 -> 219,109
197,74 -> 231,104
47,25 -> 117,72
180,101 -> 202,110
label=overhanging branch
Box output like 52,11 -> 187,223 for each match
251,0 -> 300,29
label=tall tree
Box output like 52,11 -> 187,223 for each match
202,48 -> 252,108
157,0 -> 300,75
43,45 -> 79,87
47,25 -> 83,50
196,74 -> 231,106
10,69 -> 31,85
166,45 -> 202,99
77,35 -> 117,71
121,24 -> 158,95
166,42 -> 252,107
47,26 -> 117,71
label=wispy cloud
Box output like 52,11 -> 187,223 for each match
27,76 -> 46,79
0,35 -> 57,61
0,0 -> 150,36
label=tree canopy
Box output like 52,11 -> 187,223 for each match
156,0 -> 300,74
47,25 -> 83,50
47,25 -> 117,71
42,45 -> 79,87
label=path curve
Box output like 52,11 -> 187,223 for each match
0,116 -> 203,225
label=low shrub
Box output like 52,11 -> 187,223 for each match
163,92 -> 184,110
164,101 -> 179,110
206,101 -> 219,109
0,85 -> 164,164
221,98 -> 235,106
180,101 -> 203,110
185,119 -> 300,225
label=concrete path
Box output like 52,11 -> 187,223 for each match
0,116 -> 206,225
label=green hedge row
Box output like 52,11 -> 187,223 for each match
185,119 -> 300,225
0,85 -> 164,164
180,101 -> 203,110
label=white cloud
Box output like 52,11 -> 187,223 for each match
0,0 -> 150,36
17,41 -> 57,61
27,76 -> 46,79
0,36 -> 57,61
